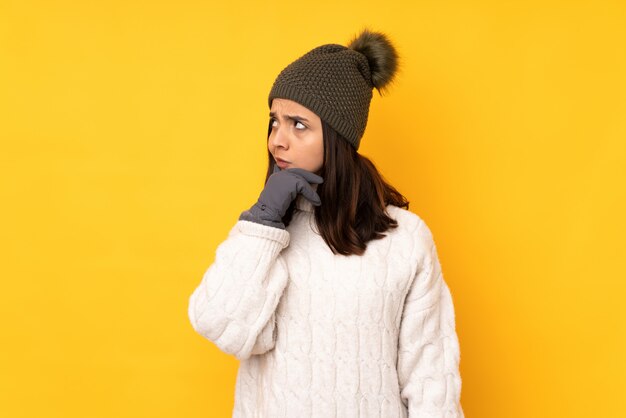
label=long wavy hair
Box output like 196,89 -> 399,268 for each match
265,118 -> 410,256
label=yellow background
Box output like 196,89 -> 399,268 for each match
1,1 -> 625,417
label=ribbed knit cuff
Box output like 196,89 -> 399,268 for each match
235,219 -> 290,248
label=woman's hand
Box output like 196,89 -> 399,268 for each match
238,164 -> 324,229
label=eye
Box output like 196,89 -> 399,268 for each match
295,121 -> 306,130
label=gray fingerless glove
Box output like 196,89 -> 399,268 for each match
239,164 -> 324,229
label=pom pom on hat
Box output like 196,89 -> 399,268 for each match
347,28 -> 399,94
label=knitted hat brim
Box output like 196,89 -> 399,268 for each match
269,84 -> 360,148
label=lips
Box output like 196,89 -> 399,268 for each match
275,158 -> 290,168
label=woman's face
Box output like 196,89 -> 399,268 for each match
268,98 -> 324,174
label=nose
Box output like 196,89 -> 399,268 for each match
269,122 -> 289,150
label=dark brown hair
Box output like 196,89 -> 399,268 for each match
265,118 -> 410,256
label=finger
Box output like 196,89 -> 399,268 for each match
296,180 -> 322,206
285,167 -> 324,184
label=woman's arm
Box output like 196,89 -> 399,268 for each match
188,219 -> 290,361
397,219 -> 465,417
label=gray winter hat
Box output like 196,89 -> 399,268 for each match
268,29 -> 400,150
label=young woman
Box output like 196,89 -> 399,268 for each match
188,28 -> 465,417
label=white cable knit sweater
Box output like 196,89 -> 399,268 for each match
188,194 -> 465,417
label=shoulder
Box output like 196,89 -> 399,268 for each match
385,204 -> 438,262
385,204 -> 430,238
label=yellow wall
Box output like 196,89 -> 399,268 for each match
1,1 -> 625,417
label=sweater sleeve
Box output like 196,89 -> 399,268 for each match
188,219 -> 290,361
397,219 -> 465,417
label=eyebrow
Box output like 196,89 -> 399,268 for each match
269,112 -> 310,123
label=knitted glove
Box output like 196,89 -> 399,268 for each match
239,165 -> 324,229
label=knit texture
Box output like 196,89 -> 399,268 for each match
188,196 -> 465,417
268,44 -> 373,150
